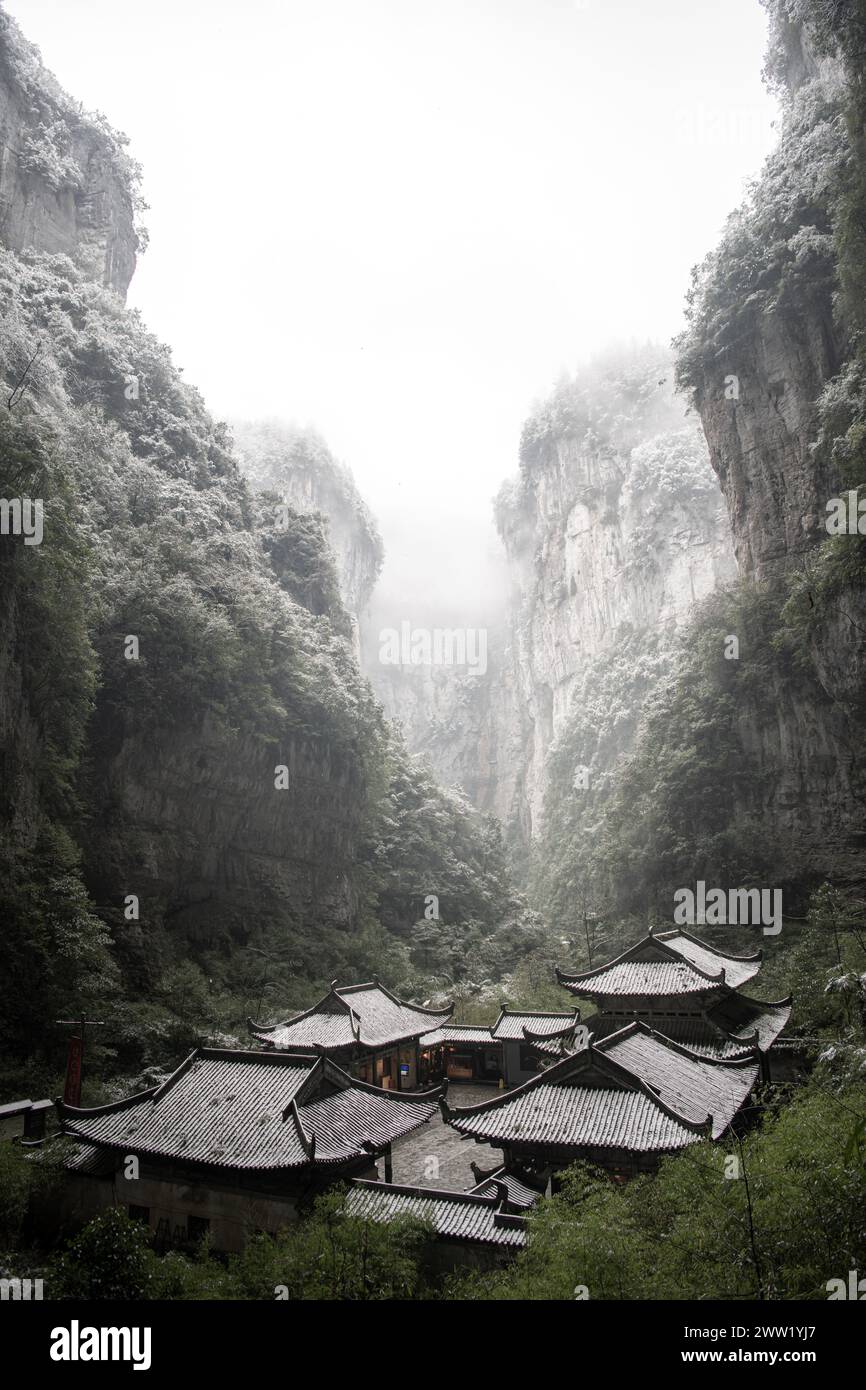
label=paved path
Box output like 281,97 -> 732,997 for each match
388,1083 -> 504,1191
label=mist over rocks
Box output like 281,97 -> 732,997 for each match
361,348 -> 736,855
0,7 -> 530,1076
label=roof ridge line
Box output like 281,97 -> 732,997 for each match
445,1040 -> 713,1137
556,934 -> 655,984
350,1178 -> 501,1208
56,1085 -> 157,1121
657,927 -> 763,963
247,983 -> 354,1036
603,1019 -> 763,1068
338,978 -> 454,1018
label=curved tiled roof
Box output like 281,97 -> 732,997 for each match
589,993 -> 791,1059
557,930 -> 761,1000
450,1082 -> 699,1152
491,1009 -> 579,1041
708,992 -> 792,1049
346,1180 -> 528,1247
468,1167 -> 543,1209
250,980 -> 451,1052
420,1024 -> 495,1047
58,1049 -> 439,1172
598,1027 -> 757,1140
445,1022 -> 759,1155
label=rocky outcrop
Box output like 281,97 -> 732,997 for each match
365,358 -> 736,845
691,302 -> 843,578
491,374 -> 736,838
0,10 -> 140,297
673,0 -> 866,888
233,420 -> 384,621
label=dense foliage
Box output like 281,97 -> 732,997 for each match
0,239 -> 530,1090
448,1073 -> 866,1301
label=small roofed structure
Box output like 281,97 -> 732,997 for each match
556,928 -> 792,1076
442,1021 -> 760,1182
419,1024 -> 502,1084
0,1097 -> 54,1142
346,1176 -> 532,1266
419,1009 -> 580,1087
249,979 -> 451,1091
58,1048 -> 441,1251
491,1008 -> 580,1086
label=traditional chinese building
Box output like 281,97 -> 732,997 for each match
345,1169 -> 536,1267
0,1097 -> 53,1142
556,928 -> 792,1076
443,1021 -> 760,1182
419,1009 -> 580,1087
491,1008 -> 581,1085
58,1047 -> 441,1252
249,979 -> 452,1090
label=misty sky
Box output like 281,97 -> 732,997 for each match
7,0 -> 778,620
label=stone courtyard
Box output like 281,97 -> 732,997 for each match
386,1083 -> 504,1190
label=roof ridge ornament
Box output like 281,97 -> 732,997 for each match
285,1096 -> 317,1161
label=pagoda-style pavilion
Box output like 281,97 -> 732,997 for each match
58,1048 -> 441,1252
419,1009 -> 580,1086
249,979 -> 452,1090
556,928 -> 792,1076
442,1021 -> 760,1182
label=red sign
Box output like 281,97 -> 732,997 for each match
63,1035 -> 83,1107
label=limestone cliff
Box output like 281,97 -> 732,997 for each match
0,10 -> 140,297
232,419 -> 384,621
672,0 -> 866,889
365,353 -> 736,850
0,8 -> 526,1067
491,357 -> 736,840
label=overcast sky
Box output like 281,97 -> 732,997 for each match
7,0 -> 778,619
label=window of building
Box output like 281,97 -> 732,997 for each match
128,1204 -> 150,1225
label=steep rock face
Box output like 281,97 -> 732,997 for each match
0,241 -> 381,973
0,13 -> 382,983
365,631 -> 511,819
233,420 -> 384,625
674,2 -> 866,888
364,361 -> 736,848
82,717 -> 365,946
693,301 -> 842,577
493,379 -> 736,839
677,18 -> 849,580
0,11 -> 140,297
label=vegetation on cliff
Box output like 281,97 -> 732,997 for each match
0,240 -> 529,1092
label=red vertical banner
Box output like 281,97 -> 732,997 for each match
63,1035 -> 83,1107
